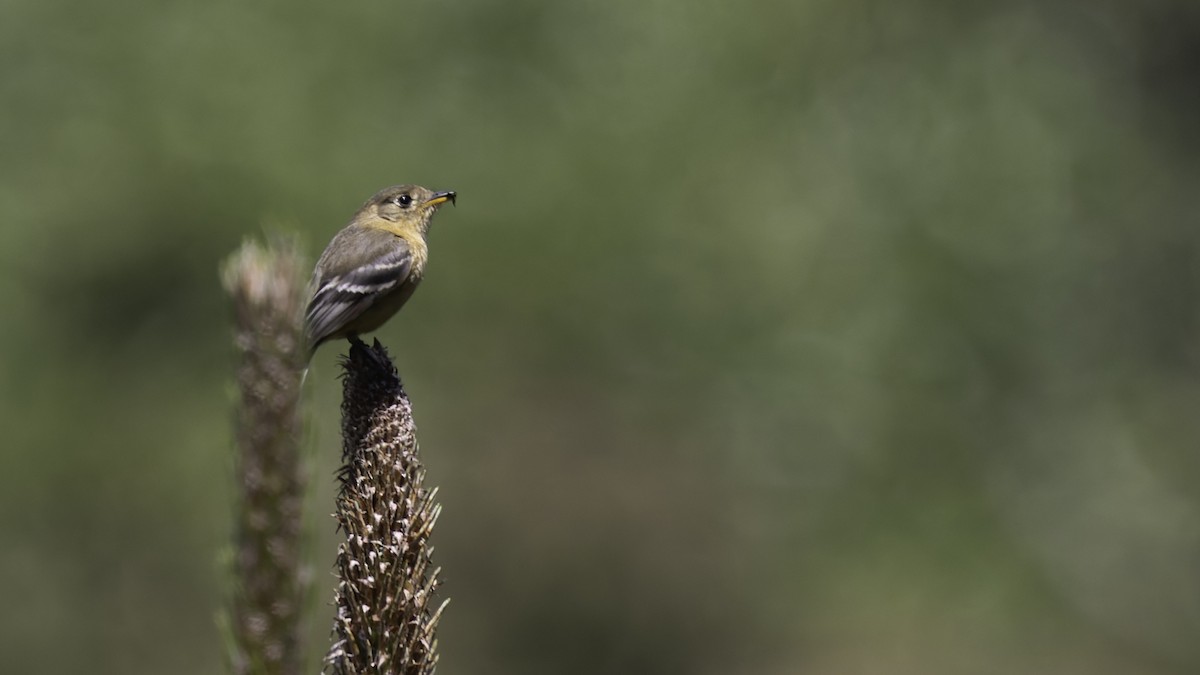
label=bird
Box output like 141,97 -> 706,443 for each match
304,184 -> 456,358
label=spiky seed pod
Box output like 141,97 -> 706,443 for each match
325,338 -> 446,675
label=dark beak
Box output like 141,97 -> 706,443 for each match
426,190 -> 457,207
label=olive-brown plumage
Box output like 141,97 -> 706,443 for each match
305,185 -> 455,357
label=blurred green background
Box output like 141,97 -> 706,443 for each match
4,1 -> 1200,673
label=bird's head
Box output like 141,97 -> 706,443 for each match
362,184 -> 457,233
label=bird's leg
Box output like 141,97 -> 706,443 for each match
345,333 -> 392,372
346,334 -> 367,360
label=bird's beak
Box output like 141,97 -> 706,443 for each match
425,190 -> 457,208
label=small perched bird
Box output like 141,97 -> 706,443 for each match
305,184 -> 456,357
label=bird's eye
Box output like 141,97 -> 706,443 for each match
393,194 -> 413,208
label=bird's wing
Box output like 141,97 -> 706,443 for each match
305,231 -> 413,348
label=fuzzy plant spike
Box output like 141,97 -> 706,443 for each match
325,338 -> 447,675
221,237 -> 311,675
